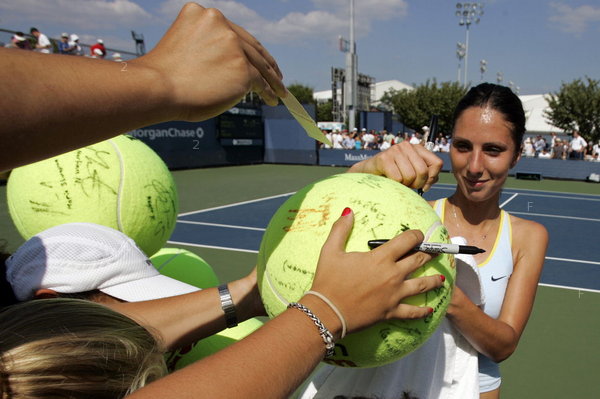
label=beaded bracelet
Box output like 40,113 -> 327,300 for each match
288,302 -> 335,358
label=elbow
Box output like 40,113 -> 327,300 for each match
491,349 -> 513,363
488,340 -> 518,363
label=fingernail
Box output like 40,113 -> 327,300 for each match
428,307 -> 434,314
439,274 -> 446,283
341,207 -> 352,216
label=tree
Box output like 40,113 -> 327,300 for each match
316,100 -> 333,122
545,77 -> 600,143
287,83 -> 315,105
380,80 -> 467,134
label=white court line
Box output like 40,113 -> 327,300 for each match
168,239 -> 600,291
499,193 -> 518,208
176,220 -> 266,231
510,212 -> 600,223
506,192 -> 600,202
538,283 -> 600,294
168,240 -> 600,293
178,192 -> 295,217
166,240 -> 259,254
431,183 -> 600,201
545,256 -> 600,266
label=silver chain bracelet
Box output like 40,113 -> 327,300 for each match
288,302 -> 335,358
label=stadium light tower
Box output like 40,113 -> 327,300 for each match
456,42 -> 466,85
455,2 -> 484,87
480,59 -> 487,81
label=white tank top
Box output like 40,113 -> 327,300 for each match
433,198 -> 514,392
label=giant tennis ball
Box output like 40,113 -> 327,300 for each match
257,173 -> 455,368
168,317 -> 264,370
7,135 -> 177,256
151,248 -> 220,289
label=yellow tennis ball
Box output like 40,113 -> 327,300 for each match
257,173 -> 455,368
7,135 -> 178,256
150,247 -> 220,289
169,318 -> 264,370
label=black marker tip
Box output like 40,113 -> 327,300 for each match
460,245 -> 486,255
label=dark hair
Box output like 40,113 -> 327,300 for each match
452,83 -> 526,151
29,27 -> 39,33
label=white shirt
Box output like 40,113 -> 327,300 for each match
37,33 -> 51,53
409,135 -> 421,145
570,136 -> 587,151
298,235 -> 482,399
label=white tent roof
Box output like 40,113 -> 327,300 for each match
313,79 -> 414,104
519,94 -> 565,134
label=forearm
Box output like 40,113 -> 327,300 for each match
110,275 -> 262,350
446,293 -> 518,362
128,295 -> 340,399
0,48 -> 173,170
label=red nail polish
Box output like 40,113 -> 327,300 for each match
341,207 -> 352,216
428,307 -> 434,314
439,274 -> 446,283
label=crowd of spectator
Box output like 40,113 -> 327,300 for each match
5,27 -> 123,61
322,127 -> 599,163
320,126 -> 452,153
522,132 -> 600,162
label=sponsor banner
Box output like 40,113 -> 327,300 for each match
128,120 -> 227,169
318,149 -> 379,167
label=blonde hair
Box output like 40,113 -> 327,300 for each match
0,298 -> 167,399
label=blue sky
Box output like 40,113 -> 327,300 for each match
2,0 -> 599,95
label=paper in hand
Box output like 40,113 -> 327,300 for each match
280,89 -> 332,146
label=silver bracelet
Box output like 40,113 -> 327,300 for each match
288,302 -> 335,358
218,284 -> 238,328
305,290 -> 347,339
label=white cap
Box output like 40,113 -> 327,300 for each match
422,126 -> 430,131
361,128 -> 367,132
97,38 -> 103,43
6,223 -> 199,302
61,32 -> 68,38
70,34 -> 79,41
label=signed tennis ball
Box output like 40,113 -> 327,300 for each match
257,173 -> 455,368
7,135 -> 177,256
150,247 -> 220,289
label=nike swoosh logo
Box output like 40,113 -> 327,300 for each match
491,275 -> 507,282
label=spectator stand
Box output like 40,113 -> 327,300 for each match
0,28 -> 136,61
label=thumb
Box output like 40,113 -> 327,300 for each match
321,207 -> 354,254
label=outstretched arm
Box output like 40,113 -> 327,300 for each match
0,3 -> 285,171
110,268 -> 265,351
127,209 -> 445,399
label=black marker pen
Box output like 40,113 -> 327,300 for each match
367,239 -> 485,255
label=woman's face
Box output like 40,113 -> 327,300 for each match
451,106 -> 519,202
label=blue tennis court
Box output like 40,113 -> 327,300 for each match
169,184 -> 600,292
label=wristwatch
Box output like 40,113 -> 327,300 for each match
218,283 -> 238,328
